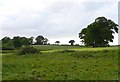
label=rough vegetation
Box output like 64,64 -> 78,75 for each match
2,45 -> 118,80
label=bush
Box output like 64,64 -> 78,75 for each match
18,46 -> 40,55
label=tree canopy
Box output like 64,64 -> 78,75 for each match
79,17 -> 118,47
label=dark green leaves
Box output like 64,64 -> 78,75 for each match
79,17 -> 118,47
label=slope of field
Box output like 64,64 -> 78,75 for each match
2,46 -> 119,80
33,45 -> 118,52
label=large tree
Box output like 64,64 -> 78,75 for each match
35,35 -> 44,45
79,17 -> 118,47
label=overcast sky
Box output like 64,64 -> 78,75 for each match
0,0 -> 119,45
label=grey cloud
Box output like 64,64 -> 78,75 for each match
1,0 -> 118,45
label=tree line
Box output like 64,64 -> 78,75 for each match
1,16 -> 118,49
1,35 -> 76,50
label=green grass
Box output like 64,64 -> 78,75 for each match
2,46 -> 119,80
32,45 -> 81,51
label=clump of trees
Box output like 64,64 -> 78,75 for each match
1,35 -> 49,50
2,37 -> 15,50
79,17 -> 118,47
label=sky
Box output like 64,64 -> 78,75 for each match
0,0 -> 119,45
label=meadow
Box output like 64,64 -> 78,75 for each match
2,45 -> 119,80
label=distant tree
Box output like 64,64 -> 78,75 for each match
13,36 -> 22,48
2,37 -> 10,44
43,38 -> 48,45
79,17 -> 118,47
35,35 -> 44,45
55,41 -> 60,45
69,40 -> 75,45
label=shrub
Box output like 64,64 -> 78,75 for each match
18,46 -> 40,55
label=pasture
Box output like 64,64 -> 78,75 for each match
2,45 -> 119,80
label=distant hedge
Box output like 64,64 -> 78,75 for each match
2,44 -> 15,50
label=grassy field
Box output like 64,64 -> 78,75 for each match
2,45 -> 119,80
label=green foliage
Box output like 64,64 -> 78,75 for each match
2,40 -> 15,50
18,46 -> 39,55
79,17 -> 118,47
1,36 -> 49,50
1,36 -> 33,50
21,37 -> 30,46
